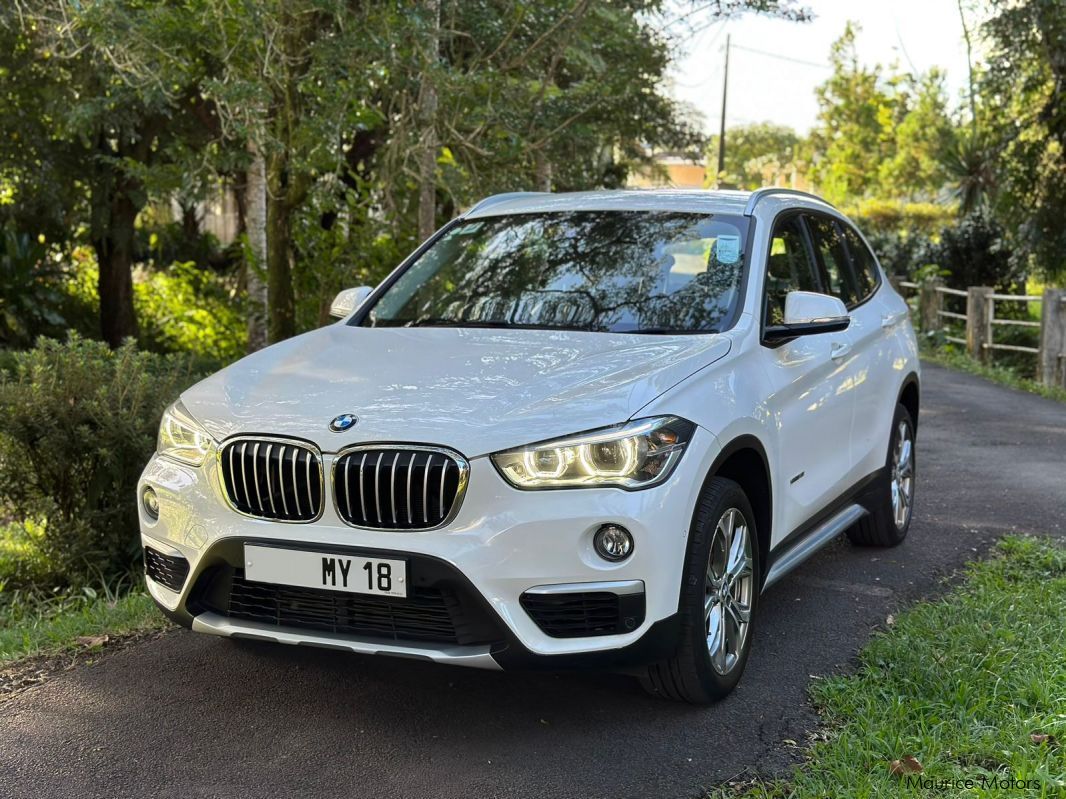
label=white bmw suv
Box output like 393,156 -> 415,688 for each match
139,188 -> 919,702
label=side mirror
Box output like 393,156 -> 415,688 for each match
329,286 -> 373,320
764,291 -> 850,343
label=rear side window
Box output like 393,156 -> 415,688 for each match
764,215 -> 818,325
806,215 -> 860,308
842,225 -> 881,301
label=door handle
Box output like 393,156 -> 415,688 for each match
830,341 -> 852,360
881,310 -> 907,328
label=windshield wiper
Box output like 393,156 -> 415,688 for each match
399,318 -> 590,332
622,327 -> 717,335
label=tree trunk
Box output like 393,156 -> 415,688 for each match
417,0 -> 441,242
245,142 -> 269,352
89,155 -> 140,348
534,149 -> 553,191
265,149 -> 295,343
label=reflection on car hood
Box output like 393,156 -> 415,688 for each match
180,324 -> 731,456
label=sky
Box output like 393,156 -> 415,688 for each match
667,0 -> 974,136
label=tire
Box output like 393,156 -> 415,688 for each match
640,477 -> 760,703
847,403 -> 915,547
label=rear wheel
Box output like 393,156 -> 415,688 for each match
848,403 -> 915,547
640,477 -> 759,703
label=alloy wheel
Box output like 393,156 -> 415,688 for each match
890,420 -> 914,530
705,507 -> 754,676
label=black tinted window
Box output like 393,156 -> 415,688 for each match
807,215 -> 860,307
764,215 -> 817,325
842,225 -> 880,300
359,211 -> 750,334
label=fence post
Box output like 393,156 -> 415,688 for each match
967,286 -> 993,362
1039,288 -> 1066,388
919,278 -> 942,333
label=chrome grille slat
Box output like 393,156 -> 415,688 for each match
334,447 -> 466,531
374,453 -> 383,526
264,444 -> 276,516
252,443 -> 262,512
291,448 -> 302,517
406,452 -> 415,525
278,446 -> 290,517
220,438 -> 321,522
390,453 -> 399,525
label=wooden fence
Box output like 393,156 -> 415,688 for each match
896,279 -> 1066,389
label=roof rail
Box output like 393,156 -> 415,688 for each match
464,192 -> 550,217
743,188 -> 833,215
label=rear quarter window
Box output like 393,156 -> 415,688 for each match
842,225 -> 882,302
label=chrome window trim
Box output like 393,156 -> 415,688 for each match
216,435 -> 325,524
330,443 -> 470,532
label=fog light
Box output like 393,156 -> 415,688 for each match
594,524 -> 633,562
142,486 -> 159,519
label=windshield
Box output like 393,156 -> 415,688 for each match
357,210 -> 750,334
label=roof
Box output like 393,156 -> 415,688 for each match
462,188 -> 831,219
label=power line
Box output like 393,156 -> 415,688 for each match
729,43 -> 830,70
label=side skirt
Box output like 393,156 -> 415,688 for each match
762,503 -> 867,590
761,468 -> 886,591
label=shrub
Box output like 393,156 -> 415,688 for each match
63,256 -> 246,366
864,229 -> 933,279
920,211 -> 1019,291
0,226 -> 68,348
134,261 -> 246,364
0,336 -> 202,589
841,198 -> 956,237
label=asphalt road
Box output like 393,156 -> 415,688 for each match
3,363 -> 1064,799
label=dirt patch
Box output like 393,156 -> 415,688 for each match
0,628 -> 172,704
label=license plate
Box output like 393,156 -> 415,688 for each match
243,545 -> 407,598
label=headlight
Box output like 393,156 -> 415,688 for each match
491,416 -> 696,490
157,400 -> 214,466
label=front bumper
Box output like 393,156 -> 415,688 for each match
138,427 -> 719,670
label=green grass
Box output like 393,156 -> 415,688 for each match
0,519 -> 165,665
714,536 -> 1066,798
920,342 -> 1066,405
0,587 -> 165,664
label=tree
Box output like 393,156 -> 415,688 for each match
980,0 -> 1066,282
809,23 -> 895,204
878,70 -> 956,199
705,122 -> 802,189
5,1 -> 219,347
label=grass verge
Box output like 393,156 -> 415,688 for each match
920,343 -> 1066,405
716,536 -> 1066,798
0,587 -> 165,665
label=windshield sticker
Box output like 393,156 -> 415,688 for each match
715,234 -> 740,264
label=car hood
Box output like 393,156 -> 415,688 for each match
181,324 -> 731,456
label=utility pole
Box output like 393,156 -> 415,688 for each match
716,34 -> 730,187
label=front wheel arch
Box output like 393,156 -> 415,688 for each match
697,435 -> 772,589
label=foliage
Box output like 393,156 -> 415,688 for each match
0,336 -> 202,588
705,122 -> 802,190
712,536 -> 1066,798
841,198 -> 955,236
135,263 -> 245,365
863,230 -> 932,280
809,24 -> 956,205
920,211 -> 1018,291
979,0 -> 1066,283
0,226 -> 67,347
0,580 -> 164,664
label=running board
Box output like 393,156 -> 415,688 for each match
762,504 -> 868,591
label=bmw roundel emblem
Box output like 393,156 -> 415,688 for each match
329,413 -> 358,432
